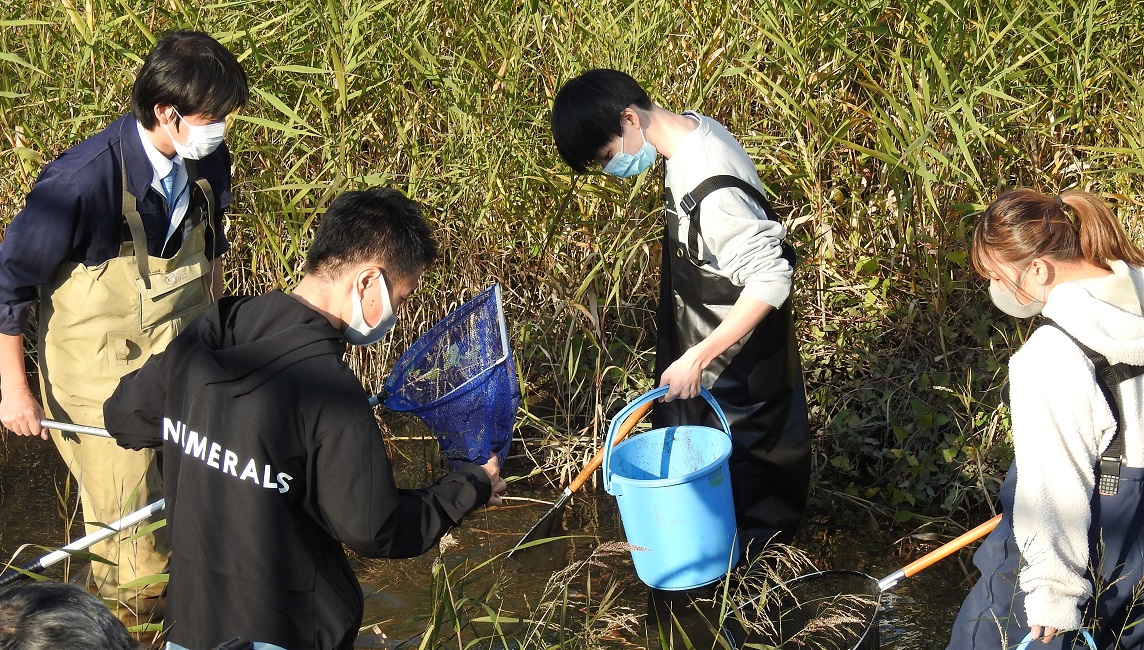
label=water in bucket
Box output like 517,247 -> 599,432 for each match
604,387 -> 739,590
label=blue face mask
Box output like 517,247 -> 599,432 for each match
602,128 -> 658,178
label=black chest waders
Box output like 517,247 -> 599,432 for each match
652,174 -> 810,547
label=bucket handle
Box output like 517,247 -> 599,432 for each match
602,386 -> 731,495
1016,630 -> 1097,650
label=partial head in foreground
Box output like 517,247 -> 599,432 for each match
0,581 -> 141,650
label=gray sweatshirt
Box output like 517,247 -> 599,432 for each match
663,112 -> 793,309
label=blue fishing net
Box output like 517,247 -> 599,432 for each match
383,284 -> 519,468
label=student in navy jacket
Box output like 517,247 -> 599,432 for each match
105,187 -> 507,650
0,31 -> 247,626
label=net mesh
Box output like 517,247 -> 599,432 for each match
747,570 -> 880,650
383,284 -> 519,467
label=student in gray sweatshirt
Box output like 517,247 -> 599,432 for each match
550,69 -> 810,551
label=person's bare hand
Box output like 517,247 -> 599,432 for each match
658,348 -> 704,402
480,456 -> 507,507
1029,626 -> 1059,644
0,387 -> 47,440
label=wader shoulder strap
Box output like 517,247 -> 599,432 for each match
677,174 -> 795,268
1040,319 -> 1144,495
182,158 -> 217,298
182,158 -> 216,228
118,127 -> 152,289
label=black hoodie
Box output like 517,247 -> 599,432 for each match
105,290 -> 492,650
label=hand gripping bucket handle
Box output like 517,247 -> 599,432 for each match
602,386 -> 731,496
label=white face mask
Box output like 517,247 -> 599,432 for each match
343,271 -> 397,346
988,267 -> 1046,318
163,108 -> 226,160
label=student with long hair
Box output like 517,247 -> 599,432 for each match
948,189 -> 1144,648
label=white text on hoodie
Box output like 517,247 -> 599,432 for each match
163,418 -> 293,493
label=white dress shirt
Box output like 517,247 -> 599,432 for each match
135,121 -> 190,250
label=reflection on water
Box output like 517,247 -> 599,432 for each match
1,433 -> 976,648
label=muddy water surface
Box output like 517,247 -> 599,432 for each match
1,433 -> 975,648
0,435 -> 82,576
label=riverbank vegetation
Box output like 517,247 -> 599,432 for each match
4,0 -> 1144,644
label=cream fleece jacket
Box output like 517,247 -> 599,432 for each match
663,112 -> 793,309
1010,261 -> 1144,630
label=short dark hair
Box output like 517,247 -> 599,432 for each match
132,30 -> 249,129
0,581 -> 140,650
550,69 -> 654,173
306,187 -> 439,280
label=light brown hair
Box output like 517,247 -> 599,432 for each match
971,188 -> 1144,276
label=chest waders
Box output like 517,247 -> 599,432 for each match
37,147 -> 215,624
652,175 -> 810,548
948,465 -> 1144,650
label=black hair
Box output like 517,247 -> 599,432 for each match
306,187 -> 439,280
0,581 -> 140,650
550,69 -> 653,173
132,30 -> 249,129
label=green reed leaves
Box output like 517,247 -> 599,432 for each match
6,0 -> 1144,528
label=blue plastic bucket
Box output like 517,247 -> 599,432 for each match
603,387 -> 739,590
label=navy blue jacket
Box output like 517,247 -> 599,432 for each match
0,114 -> 231,335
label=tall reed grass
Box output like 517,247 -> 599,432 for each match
5,0 -> 1144,526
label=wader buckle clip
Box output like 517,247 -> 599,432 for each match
679,193 -> 699,216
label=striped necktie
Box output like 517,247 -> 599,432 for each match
161,162 -> 181,218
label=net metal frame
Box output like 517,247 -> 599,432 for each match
745,570 -> 881,650
382,284 -> 518,466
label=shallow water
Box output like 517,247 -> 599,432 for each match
0,435 -> 83,575
0,433 -> 976,648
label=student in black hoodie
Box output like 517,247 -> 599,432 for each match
103,187 -> 507,650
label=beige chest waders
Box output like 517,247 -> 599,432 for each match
37,149 -> 216,622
